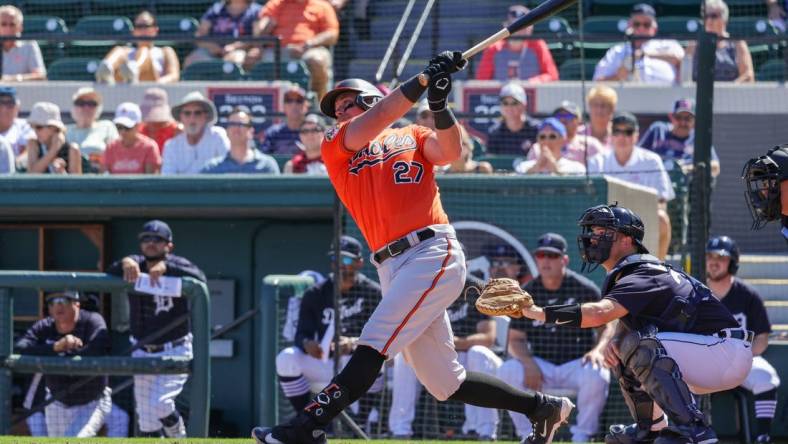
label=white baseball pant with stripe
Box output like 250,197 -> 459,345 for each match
389,345 -> 503,438
44,386 -> 112,437
360,224 -> 467,402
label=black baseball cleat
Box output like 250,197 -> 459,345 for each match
652,424 -> 718,444
605,423 -> 660,444
522,395 -> 574,444
251,425 -> 327,444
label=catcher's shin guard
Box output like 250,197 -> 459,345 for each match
606,365 -> 661,444
618,330 -> 706,428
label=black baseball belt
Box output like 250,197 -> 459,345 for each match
140,336 -> 190,354
373,228 -> 436,264
714,328 -> 754,343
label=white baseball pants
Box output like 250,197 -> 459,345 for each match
44,386 -> 112,437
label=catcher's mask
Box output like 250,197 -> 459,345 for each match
577,203 -> 648,273
742,145 -> 787,230
320,78 -> 384,119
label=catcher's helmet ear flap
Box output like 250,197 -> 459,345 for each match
320,78 -> 384,119
743,144 -> 788,230
706,235 -> 740,275
576,203 -> 648,273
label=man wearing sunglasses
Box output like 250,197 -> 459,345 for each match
161,91 -> 229,175
201,107 -> 279,174
262,85 -> 311,156
515,118 -> 585,176
639,99 -> 720,178
587,112 -> 674,259
742,144 -> 788,246
487,82 -> 540,156
275,235 -> 383,426
16,291 -> 112,437
107,220 -> 206,438
102,102 -> 161,174
593,3 -> 684,85
284,113 -> 327,175
500,233 -> 611,443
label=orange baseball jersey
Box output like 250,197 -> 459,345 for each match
322,121 -> 450,252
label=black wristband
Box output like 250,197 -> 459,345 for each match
399,75 -> 427,103
433,107 -> 457,130
543,303 -> 582,327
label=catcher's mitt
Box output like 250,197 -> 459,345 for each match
474,278 -> 533,318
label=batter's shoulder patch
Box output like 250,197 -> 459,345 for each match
325,125 -> 339,142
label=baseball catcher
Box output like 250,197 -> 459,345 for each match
742,144 -> 788,246
516,203 -> 753,444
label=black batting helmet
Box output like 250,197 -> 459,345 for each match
742,144 -> 788,230
320,78 -> 384,118
577,203 -> 648,272
706,235 -> 740,275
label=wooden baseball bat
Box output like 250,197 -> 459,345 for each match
418,0 -> 577,86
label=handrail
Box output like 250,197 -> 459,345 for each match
392,0 -> 437,87
0,272 -> 211,437
375,0 -> 417,83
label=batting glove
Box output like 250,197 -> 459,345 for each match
428,50 -> 467,74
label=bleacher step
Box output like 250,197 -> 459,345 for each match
737,254 -> 788,280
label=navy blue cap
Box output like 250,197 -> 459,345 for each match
46,290 -> 80,301
535,232 -> 567,254
631,3 -> 656,17
329,235 -> 363,258
482,243 -> 518,259
0,86 -> 16,98
138,220 -> 173,242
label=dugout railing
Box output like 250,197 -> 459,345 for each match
0,271 -> 211,437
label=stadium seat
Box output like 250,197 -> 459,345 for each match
437,0 -> 511,19
248,61 -> 310,90
727,17 -> 781,68
154,15 -> 200,61
181,60 -> 245,81
153,0 -> 217,18
46,57 -> 101,81
90,0 -> 153,18
22,0 -> 86,26
346,59 -> 380,82
590,0 -> 650,16
558,58 -> 599,80
577,16 -> 629,59
756,59 -> 786,82
22,15 -> 68,66
657,16 -> 702,40
654,0 -> 701,17
70,16 -> 134,59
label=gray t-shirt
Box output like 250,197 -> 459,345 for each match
0,136 -> 15,174
66,120 -> 119,158
2,41 -> 46,76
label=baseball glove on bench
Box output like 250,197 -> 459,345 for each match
474,278 -> 533,318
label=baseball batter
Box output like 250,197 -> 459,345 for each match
518,204 -> 753,444
743,144 -> 788,245
388,273 -> 502,440
253,52 -> 573,444
15,291 -> 112,437
706,236 -> 780,444
107,220 -> 207,438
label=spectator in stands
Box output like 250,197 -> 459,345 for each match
0,5 -> 45,82
0,135 -> 12,174
767,0 -> 786,33
27,102 -> 82,175
499,233 -> 611,443
66,88 -> 118,173
389,272 -> 501,440
275,235 -> 382,421
483,243 -> 530,286
96,11 -> 180,84
201,107 -> 279,174
162,91 -> 229,175
0,86 -> 32,166
261,85 -> 310,155
442,126 -> 493,174
254,0 -> 340,99
587,112 -> 674,259
139,88 -> 181,155
107,220 -> 206,438
184,0 -> 263,69
515,118 -> 585,175
579,85 -> 617,148
593,3 -> 684,84
15,291 -> 111,437
638,98 -> 720,177
706,236 -> 780,444
685,0 -> 754,83
284,113 -> 327,174
526,101 -> 605,164
486,82 -> 539,156
415,100 -> 434,130
102,103 -> 161,174
475,5 -> 558,83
